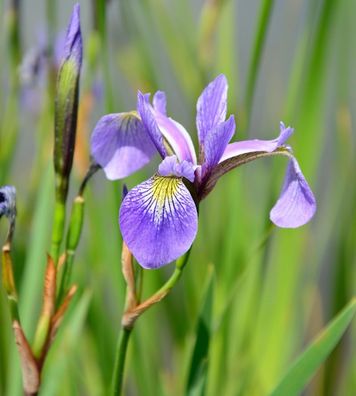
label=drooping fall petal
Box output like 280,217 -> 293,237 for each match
270,158 -> 316,228
119,175 -> 198,269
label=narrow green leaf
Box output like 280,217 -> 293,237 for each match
269,298 -> 356,396
244,0 -> 275,131
186,267 -> 214,396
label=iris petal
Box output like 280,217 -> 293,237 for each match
220,122 -> 294,163
270,158 -> 316,228
137,91 -> 168,158
153,91 -> 167,115
119,175 -> 198,269
201,115 -> 235,178
138,91 -> 197,164
158,155 -> 195,182
90,113 -> 156,180
196,74 -> 228,145
154,112 -> 197,164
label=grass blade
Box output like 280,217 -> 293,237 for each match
186,267 -> 214,396
269,298 -> 356,396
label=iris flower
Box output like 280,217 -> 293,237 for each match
91,75 -> 316,269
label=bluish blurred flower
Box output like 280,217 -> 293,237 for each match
0,186 -> 16,221
19,13 -> 74,115
91,75 -> 316,269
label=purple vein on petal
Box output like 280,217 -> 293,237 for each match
119,175 -> 198,269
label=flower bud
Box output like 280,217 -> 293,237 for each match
54,3 -> 82,201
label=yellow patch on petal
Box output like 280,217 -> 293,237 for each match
152,175 -> 180,206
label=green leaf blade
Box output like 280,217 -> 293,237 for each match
269,298 -> 356,396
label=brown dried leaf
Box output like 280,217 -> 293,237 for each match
42,255 -> 57,318
2,245 -> 17,298
50,285 -> 78,342
121,242 -> 136,310
122,290 -> 168,330
57,252 -> 67,272
13,321 -> 40,395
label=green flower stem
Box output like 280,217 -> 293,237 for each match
50,198 -> 66,265
111,327 -> 132,396
56,163 -> 99,305
56,196 -> 84,304
111,249 -> 192,396
155,250 -> 190,296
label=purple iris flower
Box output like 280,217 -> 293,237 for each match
91,75 -> 316,269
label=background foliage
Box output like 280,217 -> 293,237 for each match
0,0 -> 355,395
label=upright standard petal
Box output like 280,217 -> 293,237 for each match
138,91 -> 197,164
219,122 -> 294,163
119,175 -> 198,269
91,113 -> 156,180
153,91 -> 167,115
270,158 -> 316,228
154,112 -> 197,164
137,92 -> 167,158
201,115 -> 235,179
196,74 -> 228,145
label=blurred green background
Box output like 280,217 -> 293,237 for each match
0,0 -> 355,395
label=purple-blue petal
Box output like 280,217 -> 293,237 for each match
270,158 -> 316,228
201,115 -> 235,178
119,175 -> 198,269
158,156 -> 195,182
196,74 -> 228,145
63,3 -> 82,69
137,91 -> 167,158
153,91 -> 167,115
220,121 -> 294,163
154,111 -> 197,164
90,113 -> 156,180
